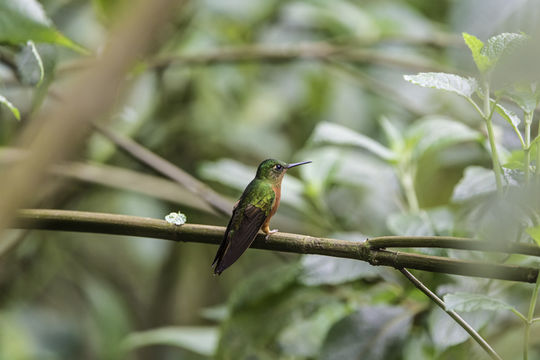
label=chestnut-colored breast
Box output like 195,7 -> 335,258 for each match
268,183 -> 281,219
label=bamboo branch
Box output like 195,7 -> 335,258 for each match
145,43 -> 448,73
367,236 -> 540,257
12,209 -> 539,284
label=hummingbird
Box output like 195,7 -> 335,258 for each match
212,158 -> 312,275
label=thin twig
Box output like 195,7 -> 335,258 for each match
92,123 -> 232,216
12,209 -> 540,284
144,43 -> 449,73
399,268 -> 503,360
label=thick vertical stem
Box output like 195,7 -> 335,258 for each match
401,168 -> 420,213
524,275 -> 540,360
537,119 -> 540,178
483,81 -> 503,194
524,112 -> 533,183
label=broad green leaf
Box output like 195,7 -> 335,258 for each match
310,122 -> 396,161
406,116 -> 482,159
278,302 -> 350,357
218,284 -> 339,359
122,326 -> 218,356
388,212 -> 432,236
526,225 -> 540,247
492,101 -> 524,148
15,41 -> 44,86
451,166 -> 496,202
300,249 -> 379,286
387,208 -> 454,237
502,167 -> 522,186
228,263 -> 300,312
0,95 -> 21,121
404,73 -> 477,99
0,0 -> 85,52
499,83 -> 540,114
462,32 -> 490,73
380,116 -> 404,154
199,159 -> 255,190
494,102 -> 521,128
428,306 -> 491,350
444,292 -> 525,321
300,147 -> 342,198
320,305 -> 413,360
481,33 -> 527,68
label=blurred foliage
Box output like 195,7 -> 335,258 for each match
2,0 -> 540,359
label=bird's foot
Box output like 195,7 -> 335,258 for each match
265,229 -> 279,240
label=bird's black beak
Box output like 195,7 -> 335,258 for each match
286,160 -> 312,169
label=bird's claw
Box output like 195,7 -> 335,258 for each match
265,229 -> 279,240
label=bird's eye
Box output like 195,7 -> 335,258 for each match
275,164 -> 282,170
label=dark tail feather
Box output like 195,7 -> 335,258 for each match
212,239 -> 229,275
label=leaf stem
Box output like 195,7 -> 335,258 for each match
467,97 -> 485,118
398,157 -> 420,213
401,168 -> 420,213
399,268 -> 502,360
524,273 -> 540,360
483,80 -> 503,194
524,112 -> 533,183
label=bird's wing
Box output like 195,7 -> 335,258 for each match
213,186 -> 274,274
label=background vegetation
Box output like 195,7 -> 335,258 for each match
2,0 -> 540,359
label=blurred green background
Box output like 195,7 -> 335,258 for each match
1,0 -> 540,359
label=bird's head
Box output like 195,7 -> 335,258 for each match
256,159 -> 311,183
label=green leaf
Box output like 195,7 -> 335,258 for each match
0,0 -> 86,52
320,305 -> 413,360
278,302 -> 350,357
462,32 -> 490,73
451,166 -> 496,203
428,306 -> 491,350
494,102 -> 521,128
387,207 -> 454,238
310,122 -> 396,161
122,326 -> 218,356
0,95 -> 21,121
380,116 -> 404,154
404,73 -> 478,99
15,41 -> 45,86
300,250 -> 379,286
388,212 -> 432,236
444,292 -> 526,321
463,32 -> 528,73
526,225 -> 540,246
406,116 -> 482,159
499,83 -> 540,114
228,263 -> 300,312
492,101 -> 524,148
481,33 -> 528,69
218,284 -> 340,359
